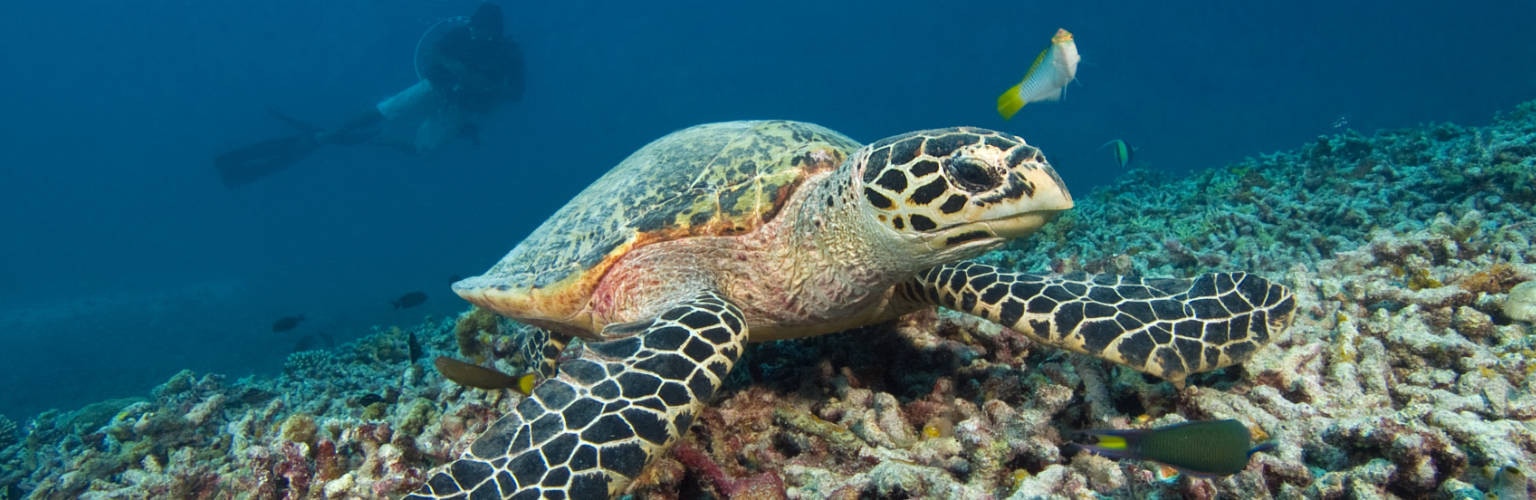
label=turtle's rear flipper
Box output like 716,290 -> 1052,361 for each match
901,262 -> 1296,386
406,291 -> 747,499
213,133 -> 322,188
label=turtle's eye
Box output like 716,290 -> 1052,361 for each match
946,157 -> 1000,192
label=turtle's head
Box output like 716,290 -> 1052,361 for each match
853,127 -> 1073,261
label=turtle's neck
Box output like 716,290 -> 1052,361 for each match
708,159 -> 921,339
586,150 -> 921,340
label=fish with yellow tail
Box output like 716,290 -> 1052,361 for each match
1069,419 -> 1275,477
433,356 -> 537,396
996,28 -> 1080,120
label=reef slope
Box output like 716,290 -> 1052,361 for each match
4,101 -> 1536,499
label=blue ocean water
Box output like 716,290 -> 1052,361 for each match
0,0 -> 1531,421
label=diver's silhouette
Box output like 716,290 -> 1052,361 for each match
215,2 -> 523,188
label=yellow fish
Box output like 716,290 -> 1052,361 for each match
997,28 -> 1081,120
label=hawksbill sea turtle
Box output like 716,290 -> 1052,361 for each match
406,120 -> 1297,499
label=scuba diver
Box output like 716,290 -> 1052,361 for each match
215,2 -> 523,188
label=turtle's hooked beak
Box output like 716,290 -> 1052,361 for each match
984,206 -> 1070,238
919,204 -> 1069,255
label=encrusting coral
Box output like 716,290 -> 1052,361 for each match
3,100 -> 1536,499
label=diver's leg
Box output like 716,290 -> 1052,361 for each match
413,106 -> 467,153
318,109 -> 385,145
213,134 -> 323,187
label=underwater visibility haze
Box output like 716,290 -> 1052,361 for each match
1,0 -> 1535,498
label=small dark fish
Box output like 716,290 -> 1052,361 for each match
271,314 -> 305,332
235,387 -> 278,406
407,330 -> 423,362
290,332 -> 335,352
433,356 -> 535,395
356,393 -> 384,406
1070,419 -> 1274,477
449,274 -> 463,283
392,291 -> 428,309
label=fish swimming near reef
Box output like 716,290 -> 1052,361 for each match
407,330 -> 423,362
271,314 -> 305,332
1099,139 -> 1135,168
433,356 -> 536,395
996,28 -> 1080,120
392,291 -> 428,309
1069,419 -> 1274,477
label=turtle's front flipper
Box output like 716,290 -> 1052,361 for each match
520,327 -> 569,380
901,262 -> 1296,385
406,291 -> 747,500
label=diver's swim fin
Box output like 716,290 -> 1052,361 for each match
266,107 -> 320,134
213,133 -> 322,188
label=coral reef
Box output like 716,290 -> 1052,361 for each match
0,415 -> 16,451
3,101 -> 1536,499
0,317 -> 530,500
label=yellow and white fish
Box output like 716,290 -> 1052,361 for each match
997,28 -> 1080,120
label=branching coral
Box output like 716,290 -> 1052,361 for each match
0,415 -> 16,451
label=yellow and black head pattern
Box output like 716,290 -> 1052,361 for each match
855,127 -> 1074,249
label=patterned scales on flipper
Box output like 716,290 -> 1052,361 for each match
519,328 -> 568,379
406,291 -> 748,500
901,262 -> 1297,385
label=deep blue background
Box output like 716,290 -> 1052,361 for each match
1,0 -> 1533,420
